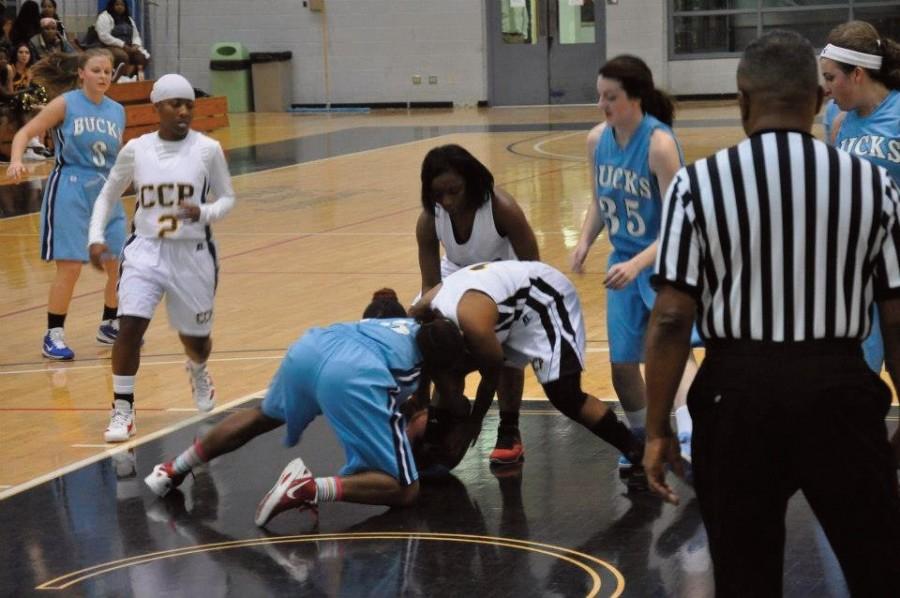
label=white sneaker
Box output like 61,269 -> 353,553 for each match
23,148 -> 48,161
104,400 -> 135,442
144,462 -> 187,497
186,360 -> 215,412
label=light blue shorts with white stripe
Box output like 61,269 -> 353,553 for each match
39,167 -> 126,262
261,328 -> 418,486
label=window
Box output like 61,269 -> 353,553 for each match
670,1 -> 900,58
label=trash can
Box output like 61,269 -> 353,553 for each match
210,42 -> 252,113
250,52 -> 293,112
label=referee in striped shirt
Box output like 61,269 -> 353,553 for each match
644,31 -> 900,596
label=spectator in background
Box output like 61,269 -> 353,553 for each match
0,45 -> 14,99
10,0 -> 40,47
40,0 -> 72,44
1,16 -> 14,48
30,17 -> 74,60
96,0 -> 148,82
12,41 -> 34,92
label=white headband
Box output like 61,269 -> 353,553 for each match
820,43 -> 882,70
150,74 -> 195,104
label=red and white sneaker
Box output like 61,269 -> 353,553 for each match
254,458 -> 317,527
186,360 -> 215,412
144,461 -> 188,497
489,425 -> 525,464
104,401 -> 135,443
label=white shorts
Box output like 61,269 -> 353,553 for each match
503,266 -> 586,384
118,236 -> 218,336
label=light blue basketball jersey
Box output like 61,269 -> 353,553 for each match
822,99 -> 840,144
836,89 -> 900,184
55,89 -> 124,174
594,113 -> 682,256
338,318 -> 423,400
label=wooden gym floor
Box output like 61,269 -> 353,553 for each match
0,103 -> 896,596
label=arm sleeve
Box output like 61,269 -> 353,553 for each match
198,142 -> 235,224
95,12 -> 124,48
651,166 -> 704,299
874,171 -> 900,300
129,17 -> 150,58
88,141 -> 136,245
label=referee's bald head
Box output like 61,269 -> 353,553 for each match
737,30 -> 822,129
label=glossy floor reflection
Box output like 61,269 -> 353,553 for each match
3,400 -> 885,597
0,116 -> 745,218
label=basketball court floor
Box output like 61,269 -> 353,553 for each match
1,103 -> 896,596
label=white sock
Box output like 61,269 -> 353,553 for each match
624,407 -> 647,431
113,375 -> 135,395
314,476 -> 343,502
187,359 -> 207,373
675,405 -> 692,437
113,398 -> 132,413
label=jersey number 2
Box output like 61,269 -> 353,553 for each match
158,215 -> 178,237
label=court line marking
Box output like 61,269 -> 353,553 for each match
0,354 -> 284,376
35,532 -> 625,597
0,390 -> 265,501
532,131 -> 586,161
0,348 -> 610,374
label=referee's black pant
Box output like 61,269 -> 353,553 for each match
690,340 -> 900,597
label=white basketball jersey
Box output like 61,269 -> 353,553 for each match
131,131 -> 224,240
430,261 -> 586,383
435,196 -> 516,271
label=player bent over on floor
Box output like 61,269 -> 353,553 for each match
88,74 -> 236,442
145,290 -> 428,527
411,260 -> 649,490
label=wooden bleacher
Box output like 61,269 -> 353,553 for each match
106,80 -> 229,142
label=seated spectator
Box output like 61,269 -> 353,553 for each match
11,42 -> 34,92
96,0 -> 148,81
9,41 -> 50,160
39,0 -> 72,43
10,0 -> 41,48
1,17 -> 14,47
0,45 -> 14,100
30,17 -> 74,59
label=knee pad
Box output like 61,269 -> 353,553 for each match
543,376 -> 588,420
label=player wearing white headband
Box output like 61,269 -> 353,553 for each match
820,21 -> 900,382
88,73 -> 237,442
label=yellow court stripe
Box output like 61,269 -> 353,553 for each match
37,532 -> 625,597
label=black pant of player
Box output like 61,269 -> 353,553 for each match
690,340 -> 900,597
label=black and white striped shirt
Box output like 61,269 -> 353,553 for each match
655,129 -> 900,342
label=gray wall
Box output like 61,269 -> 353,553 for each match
146,0 -> 487,106
54,0 -> 744,103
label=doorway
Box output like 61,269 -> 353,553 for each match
486,0 -> 606,105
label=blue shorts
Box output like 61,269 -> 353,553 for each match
863,305 -> 884,374
261,328 -> 418,486
40,167 -> 125,262
607,251 -> 701,363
